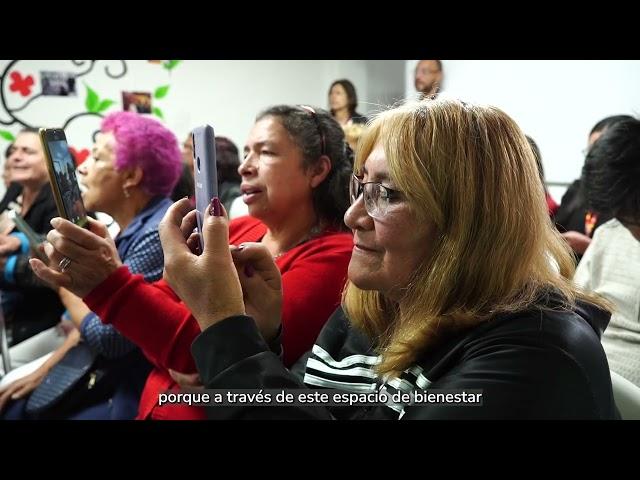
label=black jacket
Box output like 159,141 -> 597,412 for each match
192,292 -> 618,420
350,112 -> 367,124
1,183 -> 65,345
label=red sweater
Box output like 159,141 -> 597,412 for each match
83,216 -> 353,420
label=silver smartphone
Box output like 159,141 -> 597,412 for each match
191,125 -> 218,250
9,211 -> 48,262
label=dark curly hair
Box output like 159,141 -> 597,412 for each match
583,116 -> 640,225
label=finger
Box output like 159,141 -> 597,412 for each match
32,241 -> 48,262
179,209 -> 198,240
86,216 -> 111,239
0,384 -> 19,412
50,218 -> 107,250
158,198 -> 195,258
46,229 -> 95,263
0,390 -> 11,412
12,382 -> 34,399
168,369 -> 202,388
186,232 -> 201,255
44,242 -> 66,269
231,242 -> 282,287
201,197 -> 231,257
29,258 -> 73,290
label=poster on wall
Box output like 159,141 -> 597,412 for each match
40,71 -> 77,96
122,91 -> 152,114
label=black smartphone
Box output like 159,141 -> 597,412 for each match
38,128 -> 88,228
192,125 -> 218,249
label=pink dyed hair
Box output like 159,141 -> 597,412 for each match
100,111 -> 182,196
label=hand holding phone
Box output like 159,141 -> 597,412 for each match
38,128 -> 88,228
191,125 -> 218,250
9,211 -> 48,262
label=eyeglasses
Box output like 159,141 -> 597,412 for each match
299,105 -> 326,156
349,174 -> 402,219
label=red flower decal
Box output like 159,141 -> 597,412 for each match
9,71 -> 35,97
69,147 -> 90,166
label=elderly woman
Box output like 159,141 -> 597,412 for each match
150,98 -> 616,419
30,105 -> 354,420
0,128 -> 62,346
0,112 -> 182,419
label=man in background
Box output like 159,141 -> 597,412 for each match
414,60 -> 443,99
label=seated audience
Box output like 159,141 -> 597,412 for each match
575,116 -> 640,388
156,98 -> 617,419
0,112 -> 182,419
32,105 -> 354,420
556,115 -> 633,259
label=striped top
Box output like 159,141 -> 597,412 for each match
193,293 -> 618,419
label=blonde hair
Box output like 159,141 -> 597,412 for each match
343,98 -> 608,377
343,123 -> 365,151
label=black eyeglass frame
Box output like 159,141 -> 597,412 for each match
349,173 -> 402,218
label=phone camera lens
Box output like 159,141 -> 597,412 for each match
197,156 -> 201,172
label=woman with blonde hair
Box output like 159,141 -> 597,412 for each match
37,99 -> 618,419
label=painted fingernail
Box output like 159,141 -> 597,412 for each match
29,259 -> 40,273
244,264 -> 254,277
209,197 -> 222,217
50,218 -> 61,228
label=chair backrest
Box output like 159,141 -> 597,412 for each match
610,370 -> 640,420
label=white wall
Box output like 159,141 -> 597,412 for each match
0,60 -> 404,195
364,60 -> 406,113
405,60 -> 640,201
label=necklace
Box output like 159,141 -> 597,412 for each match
272,225 -> 323,260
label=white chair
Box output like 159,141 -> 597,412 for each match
610,370 -> 640,420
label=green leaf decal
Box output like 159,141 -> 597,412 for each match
154,85 -> 170,99
163,60 -> 181,71
0,130 -> 15,141
97,99 -> 115,113
85,84 -> 99,112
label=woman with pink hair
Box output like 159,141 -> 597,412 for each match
0,111 -> 183,419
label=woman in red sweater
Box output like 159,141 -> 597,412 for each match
32,105 -> 354,420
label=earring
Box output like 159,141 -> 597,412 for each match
123,187 -> 130,198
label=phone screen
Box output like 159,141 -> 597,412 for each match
41,129 -> 88,227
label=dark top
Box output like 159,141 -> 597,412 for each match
555,179 -> 611,235
350,112 -> 367,124
1,183 -> 64,345
192,291 -> 618,420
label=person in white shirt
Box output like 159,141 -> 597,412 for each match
575,116 -> 640,387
